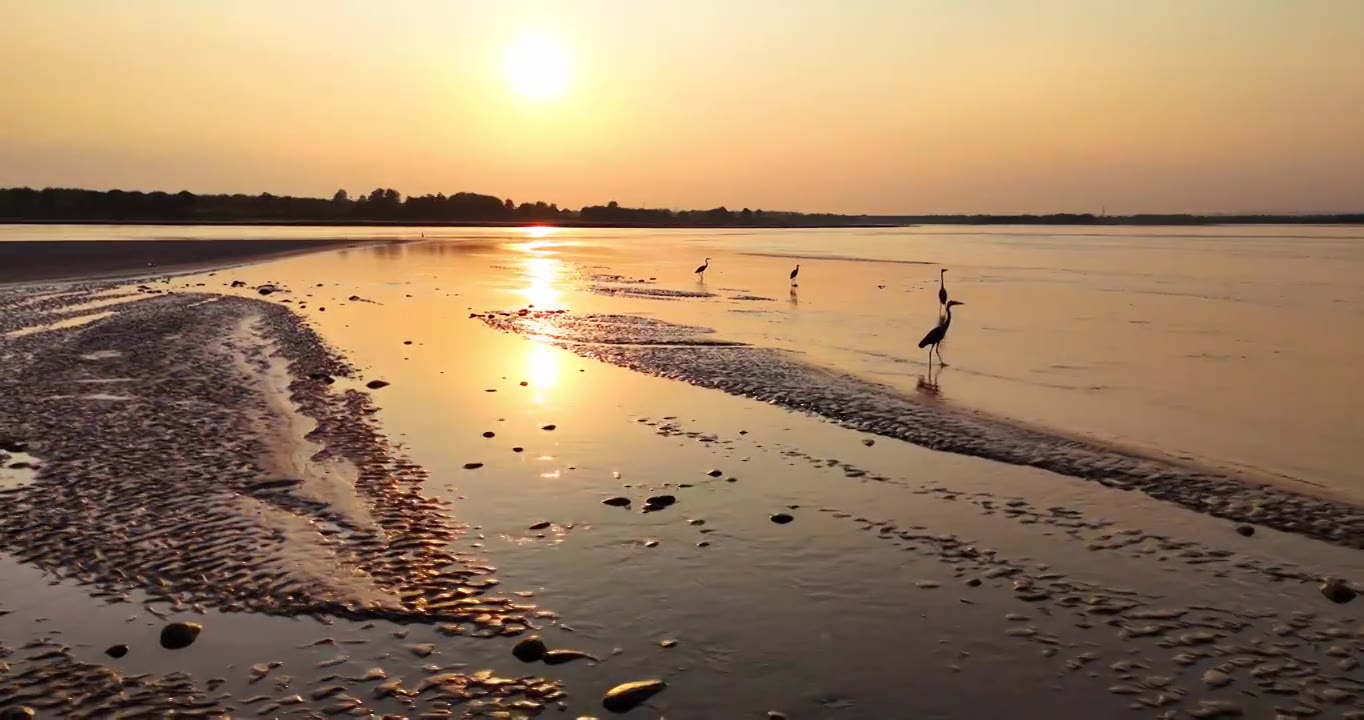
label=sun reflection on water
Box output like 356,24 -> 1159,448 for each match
526,339 -> 560,404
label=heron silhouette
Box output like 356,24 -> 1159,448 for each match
789,264 -> 800,287
919,300 -> 964,367
938,269 -> 948,309
695,258 -> 710,280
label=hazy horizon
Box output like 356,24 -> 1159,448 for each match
4,0 -> 1363,215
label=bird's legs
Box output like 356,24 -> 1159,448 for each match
935,344 -> 948,367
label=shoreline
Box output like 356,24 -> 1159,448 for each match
0,238 -> 398,285
7,217 -> 1364,228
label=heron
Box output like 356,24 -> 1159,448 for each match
938,269 -> 948,307
789,264 -> 800,286
918,300 -> 964,367
695,258 -> 710,279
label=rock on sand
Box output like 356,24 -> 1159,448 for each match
512,636 -> 548,662
602,679 -> 667,713
160,621 -> 202,650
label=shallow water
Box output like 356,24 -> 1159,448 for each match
2,225 -> 1363,717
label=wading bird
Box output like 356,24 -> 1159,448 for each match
789,264 -> 800,286
695,258 -> 710,279
919,300 -> 964,367
938,269 -> 948,307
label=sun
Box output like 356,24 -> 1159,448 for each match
504,33 -> 571,101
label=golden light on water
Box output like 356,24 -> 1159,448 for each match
526,339 -> 560,404
504,33 -> 571,102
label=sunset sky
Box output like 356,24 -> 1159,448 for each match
3,0 -> 1362,214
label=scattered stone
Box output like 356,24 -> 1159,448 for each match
645,495 -> 676,507
365,380 -> 390,390
659,639 -> 677,649
602,679 -> 667,713
407,643 -> 436,657
1236,525 -> 1255,537
862,439 -> 875,446
706,469 -> 723,477
403,341 -> 412,345
697,541 -> 710,547
1321,578 -> 1357,604
513,447 -> 525,453
482,431 -> 495,438
230,280 -> 247,288
257,286 -> 276,296
768,713 -> 788,720
644,540 -> 659,548
106,644 -> 129,658
528,521 -> 551,531
463,462 -> 484,470
603,497 -> 631,507
688,519 -> 705,526
541,424 -> 557,431
160,621 -> 202,650
0,707 -> 36,720
512,636 -> 548,662
965,578 -> 982,587
770,513 -> 794,524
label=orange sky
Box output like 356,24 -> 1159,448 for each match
3,0 -> 1362,214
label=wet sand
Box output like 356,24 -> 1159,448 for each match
0,238 -> 391,284
1,231 -> 1362,718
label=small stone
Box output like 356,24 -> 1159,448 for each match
512,636 -> 548,662
482,431 -> 495,438
965,578 -> 982,587
541,424 -> 557,431
706,469 -> 723,477
0,707 -> 36,720
862,439 -> 874,446
512,447 -> 525,452
365,380 -> 390,390
645,495 -> 676,507
1236,525 -> 1255,537
528,521 -> 551,530
644,540 -> 659,548
543,649 -> 598,665
408,643 -> 435,657
602,497 -> 631,507
768,713 -> 788,720
1320,578 -> 1357,604
1201,669 -> 1233,687
659,639 -> 677,648
106,644 -> 128,658
602,679 -> 667,713
160,621 -> 202,650
403,340 -> 412,345
463,463 -> 484,470
687,519 -> 705,526
770,513 -> 794,524
697,541 -> 710,547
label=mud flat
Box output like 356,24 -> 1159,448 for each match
480,309 -> 1364,550
0,284 -> 563,716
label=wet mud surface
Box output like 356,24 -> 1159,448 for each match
481,310 -> 1364,550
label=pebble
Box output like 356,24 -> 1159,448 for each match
543,649 -> 598,665
528,521 -> 551,530
1202,669 -> 1233,687
707,469 -> 723,477
0,707 -> 36,720
602,679 -> 667,713
862,439 -> 875,446
482,431 -> 495,438
659,639 -> 677,648
770,513 -> 794,524
965,578 -> 982,587
602,497 -> 631,507
463,462 -> 484,470
1320,578 -> 1356,604
769,713 -> 788,720
160,621 -> 202,650
512,636 -> 548,662
1236,524 -> 1255,536
105,643 -> 129,658
365,380 -> 390,390
645,495 -> 676,507
542,424 -> 557,431
644,540 -> 659,548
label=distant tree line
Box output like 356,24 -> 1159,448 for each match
0,187 -> 1360,226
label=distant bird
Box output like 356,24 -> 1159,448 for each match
938,269 -> 949,307
918,300 -> 964,367
695,258 -> 710,279
789,264 -> 800,286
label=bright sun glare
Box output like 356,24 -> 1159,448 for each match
504,34 -> 571,101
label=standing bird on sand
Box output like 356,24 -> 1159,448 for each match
919,300 -> 964,367
789,264 -> 800,287
938,269 -> 949,308
695,258 -> 710,280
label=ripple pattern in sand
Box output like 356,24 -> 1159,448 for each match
0,290 -> 540,632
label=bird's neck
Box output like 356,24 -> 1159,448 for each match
942,306 -> 953,327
